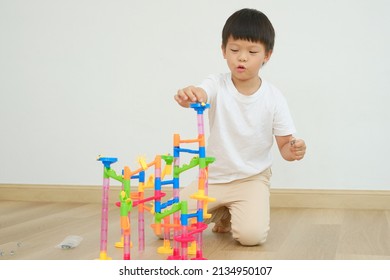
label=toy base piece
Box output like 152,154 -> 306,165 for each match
167,248 -> 182,259
157,240 -> 173,254
167,255 -> 182,260
115,238 -> 133,248
191,250 -> 206,260
188,242 -> 197,255
97,252 -> 112,260
158,246 -> 173,254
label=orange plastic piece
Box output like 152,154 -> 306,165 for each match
199,134 -> 205,146
121,216 -> 130,233
123,166 -> 131,179
174,134 -> 180,146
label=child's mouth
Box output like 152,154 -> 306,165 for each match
237,65 -> 246,72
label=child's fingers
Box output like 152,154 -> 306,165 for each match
290,137 -> 306,149
192,88 -> 205,103
289,137 -> 306,160
176,88 -> 189,100
174,90 -> 192,108
293,139 -> 306,160
182,87 -> 197,102
289,137 -> 296,147
294,139 -> 306,150
176,86 -> 204,104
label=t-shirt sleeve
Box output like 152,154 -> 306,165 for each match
273,93 -> 297,136
198,74 -> 219,105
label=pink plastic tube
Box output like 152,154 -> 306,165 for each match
138,207 -> 145,251
123,228 -> 131,260
197,114 -> 204,135
100,178 -> 110,254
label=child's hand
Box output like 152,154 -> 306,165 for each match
174,86 -> 207,108
289,137 -> 306,160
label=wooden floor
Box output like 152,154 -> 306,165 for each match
1,200 -> 390,260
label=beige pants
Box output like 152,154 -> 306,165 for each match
180,168 -> 272,246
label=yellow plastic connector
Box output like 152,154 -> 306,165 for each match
157,239 -> 173,254
162,164 -> 172,179
188,241 -> 197,255
98,251 -> 112,260
203,204 -> 212,219
146,175 -> 154,188
114,236 -> 133,248
115,236 -> 124,248
190,190 -> 216,203
149,203 -> 155,214
138,156 -> 148,170
115,237 -> 133,249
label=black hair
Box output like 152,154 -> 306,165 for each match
222,8 -> 275,52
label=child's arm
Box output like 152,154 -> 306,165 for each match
174,86 -> 208,108
275,135 -> 306,161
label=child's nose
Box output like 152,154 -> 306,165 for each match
238,53 -> 247,62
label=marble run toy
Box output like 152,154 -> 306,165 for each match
96,102 -> 215,260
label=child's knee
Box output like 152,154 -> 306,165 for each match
233,225 -> 269,246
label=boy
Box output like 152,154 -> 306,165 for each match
174,8 -> 306,246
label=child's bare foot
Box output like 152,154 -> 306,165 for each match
212,221 -> 231,233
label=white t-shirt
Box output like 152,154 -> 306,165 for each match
199,73 -> 296,184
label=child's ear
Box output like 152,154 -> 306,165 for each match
264,50 -> 273,63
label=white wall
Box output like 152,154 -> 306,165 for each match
0,0 -> 389,190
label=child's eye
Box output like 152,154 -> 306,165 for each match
230,49 -> 239,53
249,51 -> 259,54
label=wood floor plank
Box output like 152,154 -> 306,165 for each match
262,208 -> 304,252
337,210 -> 390,258
1,201 -> 390,260
278,224 -> 341,260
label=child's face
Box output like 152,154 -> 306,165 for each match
222,37 -> 272,82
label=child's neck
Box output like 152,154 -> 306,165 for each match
232,76 -> 262,96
